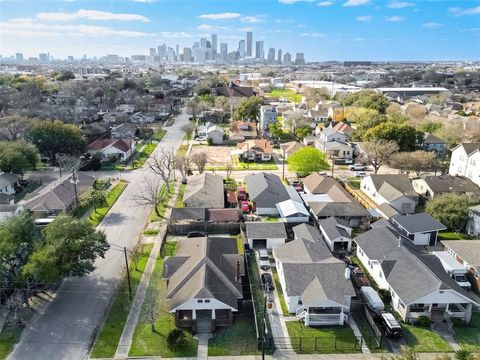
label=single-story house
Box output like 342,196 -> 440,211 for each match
355,222 -> 479,324
422,133 -> 447,158
316,140 -> 353,162
273,223 -> 355,326
0,204 -> 23,222
389,212 -> 447,246
87,138 -> 134,162
229,121 -> 258,142
276,199 -> 310,223
197,122 -> 225,145
441,240 -> 480,292
361,174 -> 418,214
302,173 -> 369,227
467,205 -> 480,236
245,172 -> 298,216
111,122 -> 137,139
280,141 -> 304,160
246,222 -> 287,249
412,175 -> 480,202
0,173 -> 18,195
376,203 -> 400,220
162,236 -> 244,333
183,173 -> 225,209
20,173 -> 94,217
318,217 -> 352,253
234,140 -> 273,162
131,112 -> 156,124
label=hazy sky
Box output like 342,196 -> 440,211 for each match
1,0 -> 479,61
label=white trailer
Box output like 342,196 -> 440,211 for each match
433,251 -> 471,289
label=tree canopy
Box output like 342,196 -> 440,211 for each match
27,120 -> 86,161
234,96 -> 262,121
338,90 -> 390,113
0,140 -> 39,175
425,194 -> 470,232
360,140 -> 399,173
365,122 -> 423,152
389,151 -> 440,175
288,147 -> 329,176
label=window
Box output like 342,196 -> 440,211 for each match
205,300 -> 210,303
197,299 -> 203,303
298,299 -> 303,305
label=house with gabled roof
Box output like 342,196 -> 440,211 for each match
183,173 -> 224,209
280,141 -> 304,160
389,212 -> 447,246
441,240 -> 480,292
87,138 -> 134,162
162,236 -> 244,333
412,175 -> 480,202
273,223 -> 355,326
318,217 -> 353,253
361,174 -> 418,214
422,133 -> 447,158
234,140 -> 273,161
354,222 -> 479,324
449,143 -> 480,186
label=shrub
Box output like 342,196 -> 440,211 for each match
207,137 -> 213,146
378,289 -> 392,304
451,317 -> 465,327
167,328 -> 187,352
455,350 -> 474,360
414,315 -> 431,328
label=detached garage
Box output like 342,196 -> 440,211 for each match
246,222 -> 288,250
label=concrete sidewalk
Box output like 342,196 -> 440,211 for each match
113,184 -> 179,359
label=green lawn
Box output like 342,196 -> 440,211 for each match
152,129 -> 167,141
402,323 -> 453,352
230,156 -> 278,171
176,144 -> 188,157
129,242 -> 198,358
271,268 -> 289,316
346,177 -> 361,189
90,243 -> 154,358
0,328 -> 21,360
454,312 -> 480,351
208,317 -> 258,356
87,181 -> 128,227
143,229 -> 160,236
150,182 -> 175,222
285,321 -> 361,354
133,142 -> 158,168
14,180 -> 41,202
437,231 -> 472,240
174,183 -> 186,208
265,89 -> 303,103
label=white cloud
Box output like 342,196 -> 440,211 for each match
278,0 -> 314,4
423,22 -> 443,29
300,31 -> 326,37
343,0 -> 370,7
198,12 -> 241,20
275,19 -> 294,23
385,15 -> 404,22
316,1 -> 333,6
197,24 -> 213,30
0,19 -> 154,37
159,31 -> 192,38
387,2 -> 415,9
241,16 -> 263,23
356,15 -> 372,22
449,6 -> 480,16
36,9 -> 150,22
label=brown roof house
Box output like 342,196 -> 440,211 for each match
162,236 -> 244,333
87,138 -> 134,162
229,121 -> 258,142
233,140 -> 273,162
280,141 -> 304,160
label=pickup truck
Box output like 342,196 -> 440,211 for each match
350,163 -> 368,171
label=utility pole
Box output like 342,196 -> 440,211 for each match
71,169 -> 79,208
331,154 -> 335,178
124,246 -> 132,301
282,148 -> 286,180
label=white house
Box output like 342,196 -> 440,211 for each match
449,143 -> 480,186
317,127 -> 347,144
361,174 -> 418,214
259,105 -> 278,137
318,217 -> 352,253
162,236 -> 243,333
0,204 -> 23,222
131,112 -> 156,123
273,223 -> 355,326
197,122 -> 225,145
316,140 -> 353,162
276,199 -> 310,223
0,173 -> 18,195
87,138 -> 135,162
246,222 -> 287,249
467,205 -> 480,236
355,222 -> 479,324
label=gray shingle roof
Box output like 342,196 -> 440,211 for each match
0,173 -> 17,189
246,222 -> 287,239
441,240 -> 480,268
423,133 -> 446,144
183,173 -> 224,208
424,175 -> 480,195
369,174 -> 417,201
318,217 -> 351,240
391,213 -> 446,234
245,172 -> 290,208
460,143 -> 480,155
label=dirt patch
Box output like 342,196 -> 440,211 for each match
190,145 -> 234,166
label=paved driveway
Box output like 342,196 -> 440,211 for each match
8,109 -> 189,360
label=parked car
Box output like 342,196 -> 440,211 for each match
257,249 -> 271,270
187,231 -> 207,238
261,273 -> 275,291
378,312 -> 403,338
195,136 -> 207,141
350,163 -> 368,171
351,268 -> 370,288
291,180 -> 303,192
241,201 -> 250,213
237,186 -> 247,201
318,172 -> 330,177
356,171 -> 368,178
361,286 -> 385,314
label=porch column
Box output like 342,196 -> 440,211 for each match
212,309 -> 216,319
305,308 -> 309,327
192,309 -> 196,320
465,303 -> 473,324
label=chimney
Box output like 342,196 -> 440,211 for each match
236,260 -> 241,282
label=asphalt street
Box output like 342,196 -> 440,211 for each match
8,108 -> 190,360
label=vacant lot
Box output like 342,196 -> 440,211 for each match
190,145 -> 234,167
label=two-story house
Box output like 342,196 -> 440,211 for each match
422,133 -> 447,158
449,143 -> 480,186
259,105 -> 278,137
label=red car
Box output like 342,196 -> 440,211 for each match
241,201 -> 250,213
237,186 -> 247,201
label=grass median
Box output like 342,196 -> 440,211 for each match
90,243 -> 154,359
88,180 -> 128,227
150,182 -> 175,222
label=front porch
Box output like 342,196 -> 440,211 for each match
405,302 -> 473,324
296,306 -> 348,326
176,308 -> 233,333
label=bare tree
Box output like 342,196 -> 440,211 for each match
142,278 -> 165,332
225,162 -> 233,179
57,154 -> 81,175
390,151 -> 440,176
132,176 -> 165,217
0,116 -> 31,141
191,152 -> 208,174
147,148 -> 175,195
361,140 -> 399,174
181,123 -> 196,143
174,154 -> 191,182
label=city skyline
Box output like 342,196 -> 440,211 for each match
1,0 -> 480,61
